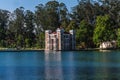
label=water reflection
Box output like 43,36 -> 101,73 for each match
93,52 -> 120,80
0,51 -> 120,80
4,53 -> 16,80
0,52 -> 45,80
44,51 -> 63,80
61,51 -> 76,80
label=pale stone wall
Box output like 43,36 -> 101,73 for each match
45,30 -> 51,50
45,28 -> 76,51
57,28 -> 62,50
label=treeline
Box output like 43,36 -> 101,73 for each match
0,0 -> 120,48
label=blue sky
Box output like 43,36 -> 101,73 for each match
0,0 -> 78,12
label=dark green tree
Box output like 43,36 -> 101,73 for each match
117,28 -> 120,47
11,7 -> 25,47
66,20 -> 77,31
0,9 -> 10,47
76,20 -> 94,48
93,14 -> 116,46
24,10 -> 36,47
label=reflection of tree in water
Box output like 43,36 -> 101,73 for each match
44,51 -> 63,80
75,52 -> 95,80
107,52 -> 120,80
92,52 -> 109,80
1,51 -> 120,80
4,53 -> 17,80
93,52 -> 120,80
63,52 -> 76,80
2,52 -> 46,80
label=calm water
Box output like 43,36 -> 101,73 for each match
0,51 -> 120,80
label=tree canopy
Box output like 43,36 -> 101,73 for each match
93,15 -> 116,46
0,0 -> 119,48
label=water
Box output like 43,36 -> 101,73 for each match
0,51 -> 120,80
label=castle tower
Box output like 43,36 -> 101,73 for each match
69,30 -> 76,50
56,28 -> 64,50
45,30 -> 51,50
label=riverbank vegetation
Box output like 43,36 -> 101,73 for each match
0,0 -> 120,49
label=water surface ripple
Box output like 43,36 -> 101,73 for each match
0,51 -> 120,80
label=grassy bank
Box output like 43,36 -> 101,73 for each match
0,47 -> 44,51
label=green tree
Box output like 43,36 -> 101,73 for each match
93,14 -> 116,46
24,10 -> 36,47
66,20 -> 77,31
71,0 -> 95,24
35,1 -> 69,31
11,7 -> 25,47
0,9 -> 10,47
117,28 -> 120,47
36,32 -> 45,48
35,4 -> 47,31
76,20 -> 94,48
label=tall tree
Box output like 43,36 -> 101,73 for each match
66,20 -> 77,31
35,4 -> 47,31
93,14 -> 116,46
0,9 -> 10,47
12,7 -> 25,47
71,0 -> 95,24
76,20 -> 94,48
24,10 -> 35,47
59,2 -> 69,29
45,1 -> 60,30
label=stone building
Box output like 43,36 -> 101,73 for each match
45,28 -> 76,50
99,40 -> 117,49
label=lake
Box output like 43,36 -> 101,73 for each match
0,50 -> 120,80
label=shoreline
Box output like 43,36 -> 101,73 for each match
0,48 -> 119,52
0,48 -> 44,52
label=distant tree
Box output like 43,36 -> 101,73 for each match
0,9 -> 10,47
117,28 -> 120,47
71,0 -> 95,24
93,14 -> 116,46
24,10 -> 35,47
45,1 -> 60,30
35,1 -> 69,31
66,20 -> 77,31
59,2 -> 69,29
35,4 -> 47,31
11,7 -> 25,47
76,20 -> 94,48
36,32 -> 45,48
0,0 -> 119,49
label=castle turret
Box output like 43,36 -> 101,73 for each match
57,28 -> 64,50
45,30 -> 51,50
69,30 -> 76,50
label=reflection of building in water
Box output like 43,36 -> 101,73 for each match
63,52 -> 75,80
45,28 -> 76,50
44,51 -> 63,80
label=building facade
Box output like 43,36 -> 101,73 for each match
45,28 -> 76,50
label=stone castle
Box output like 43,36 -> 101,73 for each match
45,28 -> 76,50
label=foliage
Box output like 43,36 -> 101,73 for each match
36,32 -> 45,48
76,20 -> 94,48
66,20 -> 77,31
117,28 -> 120,47
93,15 -> 116,46
0,0 -> 119,48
